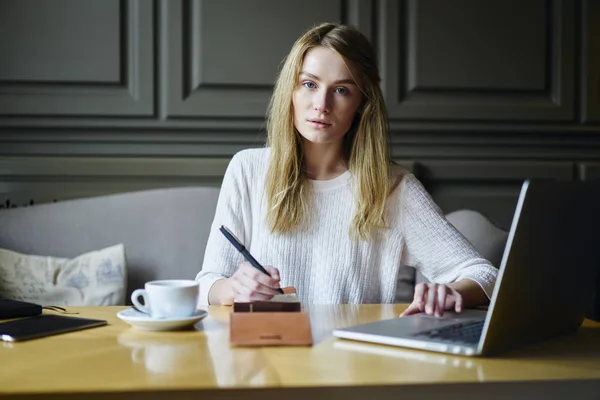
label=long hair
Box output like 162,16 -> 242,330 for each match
265,22 -> 392,240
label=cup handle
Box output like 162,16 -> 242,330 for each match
131,289 -> 151,315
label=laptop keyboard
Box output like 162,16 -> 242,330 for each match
412,320 -> 485,345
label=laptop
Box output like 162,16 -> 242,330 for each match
333,179 -> 600,356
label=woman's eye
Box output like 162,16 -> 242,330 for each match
335,87 -> 349,95
303,81 -> 316,89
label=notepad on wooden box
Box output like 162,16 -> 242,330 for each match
232,293 -> 301,312
230,289 -> 312,346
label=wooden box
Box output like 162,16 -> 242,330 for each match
229,289 -> 312,346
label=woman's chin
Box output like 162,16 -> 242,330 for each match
298,132 -> 346,146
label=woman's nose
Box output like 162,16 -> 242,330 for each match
313,91 -> 331,113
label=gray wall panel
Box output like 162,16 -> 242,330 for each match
379,0 -> 575,121
0,0 -> 121,83
162,0 -> 345,118
192,0 -> 341,87
0,0 -> 153,116
412,0 -> 546,91
583,0 -> 600,123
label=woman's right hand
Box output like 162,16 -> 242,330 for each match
217,262 -> 282,304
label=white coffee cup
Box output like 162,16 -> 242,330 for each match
131,280 -> 199,319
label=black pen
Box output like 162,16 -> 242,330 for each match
219,225 -> 284,294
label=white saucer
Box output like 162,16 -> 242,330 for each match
117,308 -> 208,331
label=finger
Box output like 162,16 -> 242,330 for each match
400,302 -> 423,317
400,284 -> 428,317
264,265 -> 281,281
231,277 -> 275,302
436,284 -> 447,317
235,292 -> 274,302
231,269 -> 277,301
454,289 -> 463,313
239,262 -> 281,289
236,272 -> 280,297
426,283 -> 437,315
413,283 -> 426,306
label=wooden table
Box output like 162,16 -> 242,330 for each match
1,305 -> 600,399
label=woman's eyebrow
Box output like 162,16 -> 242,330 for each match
299,71 -> 357,85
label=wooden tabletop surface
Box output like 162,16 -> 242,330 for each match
1,304 -> 600,399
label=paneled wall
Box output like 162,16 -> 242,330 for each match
380,0 -> 574,122
1,0 -> 600,233
0,0 -> 153,116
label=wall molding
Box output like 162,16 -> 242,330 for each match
0,156 -> 230,206
0,156 -> 229,178
2,127 -> 600,160
578,162 -> 600,180
582,0 -> 600,123
3,117 -> 600,132
0,155 -> 412,207
379,0 -> 575,121
0,0 -> 154,116
162,0 -> 352,119
0,156 -> 574,229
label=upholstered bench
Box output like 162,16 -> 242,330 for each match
0,186 -> 507,305
0,187 -> 220,304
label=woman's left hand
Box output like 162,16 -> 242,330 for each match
400,282 -> 463,317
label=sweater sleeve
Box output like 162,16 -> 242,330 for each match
400,174 -> 498,299
195,152 -> 252,305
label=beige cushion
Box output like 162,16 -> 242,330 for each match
0,244 -> 126,306
414,210 -> 509,285
445,209 -> 508,267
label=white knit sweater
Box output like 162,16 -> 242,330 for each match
196,148 -> 498,305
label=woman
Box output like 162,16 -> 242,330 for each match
196,22 -> 497,317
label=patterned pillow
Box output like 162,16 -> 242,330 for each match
0,244 -> 126,306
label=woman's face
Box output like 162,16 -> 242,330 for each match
292,46 -> 363,147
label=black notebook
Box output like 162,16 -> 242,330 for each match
0,314 -> 107,342
0,298 -> 42,320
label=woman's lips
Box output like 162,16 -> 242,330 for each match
307,119 -> 332,128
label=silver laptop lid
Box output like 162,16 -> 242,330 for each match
478,179 -> 600,356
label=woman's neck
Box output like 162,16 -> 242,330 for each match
301,140 -> 348,180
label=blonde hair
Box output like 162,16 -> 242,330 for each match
265,22 -> 392,240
